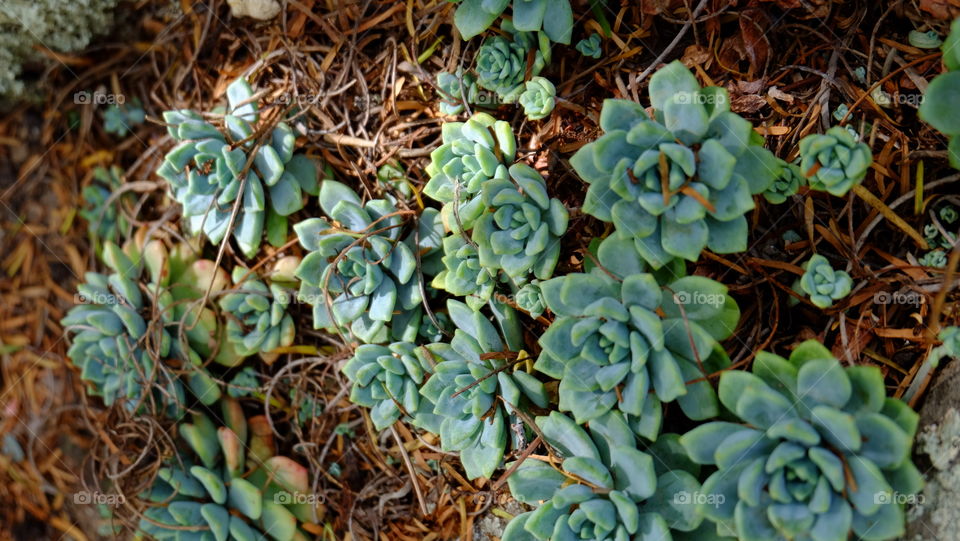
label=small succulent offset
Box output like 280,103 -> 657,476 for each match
576,33 -> 602,59
570,61 -> 782,268
419,300 -> 548,479
436,69 -> 481,116
140,398 -> 320,541
799,126 -> 873,196
504,412 -> 708,541
514,280 -> 545,318
680,341 -> 923,541
474,24 -> 550,102
473,163 -> 569,282
61,242 -> 221,418
446,0 -> 573,44
518,76 -> 556,120
79,165 -> 129,252
535,236 -> 739,431
919,249 -> 947,268
294,180 -> 444,344
424,112 -> 516,232
102,98 -> 145,137
799,254 -> 852,308
763,160 -> 805,204
157,78 -> 319,258
431,234 -> 496,310
342,341 -> 435,430
918,18 -> 960,169
220,266 -> 295,358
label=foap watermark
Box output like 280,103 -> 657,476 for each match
273,490 -> 323,506
74,90 -> 125,105
873,291 -> 923,307
674,91 -> 727,106
74,291 -> 122,305
673,490 -> 725,508
73,490 -> 125,506
873,491 -> 925,506
673,290 -> 726,308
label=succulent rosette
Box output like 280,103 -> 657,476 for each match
431,234 -> 497,310
436,69 -> 480,116
473,23 -> 550,101
140,398 -> 320,541
763,160 -> 805,204
535,236 -> 739,430
680,341 -> 923,541
799,254 -> 852,308
514,280 -> 545,318
518,76 -> 556,120
473,163 -> 569,282
418,299 -> 547,479
576,33 -> 602,58
219,266 -> 295,357
570,61 -> 782,268
294,180 -> 443,344
157,78 -> 319,258
799,126 -> 873,196
503,412 -> 712,541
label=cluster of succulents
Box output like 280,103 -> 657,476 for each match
79,165 -> 129,253
293,180 -> 444,344
680,341 -> 922,540
919,18 -> 960,170
157,78 -> 319,258
799,126 -> 873,196
446,0 -> 572,43
473,22 -> 551,103
61,240 -> 222,418
799,254 -> 853,308
139,398 -> 320,541
518,76 -> 556,120
570,61 -> 783,268
220,266 -> 296,358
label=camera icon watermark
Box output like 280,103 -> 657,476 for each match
74,90 -> 125,105
673,490 -> 725,507
273,490 -> 322,505
73,490 -> 125,506
873,291 -> 923,307
673,290 -> 726,308
873,491 -> 925,505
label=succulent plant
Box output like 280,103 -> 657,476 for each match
940,204 -> 959,224
514,280 -> 545,318
504,412 -> 709,541
61,242 -> 221,418
342,341 -> 437,430
436,69 -> 481,116
474,24 -> 550,102
424,112 -> 516,232
919,249 -> 947,268
680,340 -> 923,541
447,0 -> 572,44
535,235 -> 739,429
419,299 -> 546,479
157,78 -> 320,258
376,162 -> 413,197
763,160 -> 804,204
219,266 -> 295,358
79,165 -> 129,252
799,254 -> 852,308
919,19 -> 960,170
799,126 -> 873,196
518,76 -> 556,120
570,61 -> 782,268
102,98 -> 145,137
473,163 -> 568,282
139,398 -> 320,541
227,366 -> 261,398
294,180 -> 444,344
431,234 -> 497,310
575,33 -> 602,58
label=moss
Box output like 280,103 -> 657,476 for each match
0,0 -> 119,100
907,407 -> 960,539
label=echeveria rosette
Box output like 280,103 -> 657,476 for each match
432,234 -> 497,310
474,25 -> 550,102
342,341 -> 437,431
680,341 -> 923,541
919,249 -> 947,268
534,236 -> 740,430
424,112 -> 516,232
419,299 -> 547,479
504,412 -> 709,541
157,78 -> 320,258
570,61 -> 782,269
140,398 -> 319,541
473,163 -> 569,283
448,0 -> 573,44
61,242 -> 221,418
576,33 -> 602,59
219,266 -> 295,358
763,160 -> 805,204
799,254 -> 852,309
518,76 -> 556,120
294,180 -> 444,344
799,126 -> 873,196
515,280 -> 545,318
436,69 -> 481,116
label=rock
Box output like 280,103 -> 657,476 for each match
227,0 -> 281,20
